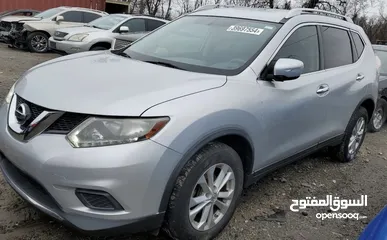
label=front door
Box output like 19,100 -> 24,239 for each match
255,25 -> 329,168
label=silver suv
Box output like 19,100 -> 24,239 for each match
0,6 -> 379,240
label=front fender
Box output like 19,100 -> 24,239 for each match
141,86 -> 265,212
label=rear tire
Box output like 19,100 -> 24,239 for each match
368,98 -> 387,132
330,107 -> 368,162
27,32 -> 49,53
164,142 -> 244,240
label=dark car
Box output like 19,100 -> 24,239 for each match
369,45 -> 387,132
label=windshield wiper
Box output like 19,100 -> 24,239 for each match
112,50 -> 131,58
144,61 -> 183,70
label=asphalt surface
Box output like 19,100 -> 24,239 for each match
0,43 -> 387,240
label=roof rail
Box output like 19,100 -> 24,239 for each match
285,8 -> 353,23
193,4 -> 236,12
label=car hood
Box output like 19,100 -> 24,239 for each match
60,26 -> 106,35
1,16 -> 40,23
15,51 -> 226,116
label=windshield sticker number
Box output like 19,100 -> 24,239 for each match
227,25 -> 264,35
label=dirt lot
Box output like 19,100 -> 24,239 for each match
0,43 -> 387,240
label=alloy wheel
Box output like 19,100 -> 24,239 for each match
348,117 -> 365,158
31,35 -> 47,52
189,163 -> 235,231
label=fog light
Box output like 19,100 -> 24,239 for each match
75,189 -> 123,211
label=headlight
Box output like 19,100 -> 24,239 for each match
66,117 -> 169,148
5,83 -> 15,104
68,33 -> 89,42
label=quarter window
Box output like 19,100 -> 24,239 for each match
147,19 -> 165,31
274,26 -> 320,74
351,32 -> 365,60
61,11 -> 83,23
321,26 -> 353,69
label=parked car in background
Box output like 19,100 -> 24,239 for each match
0,9 -> 41,42
111,15 -> 168,50
49,14 -> 168,54
0,6 -> 379,240
0,6 -> 107,53
369,44 -> 387,132
0,9 -> 40,18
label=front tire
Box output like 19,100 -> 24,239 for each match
27,32 -> 49,53
368,98 -> 387,132
331,107 -> 368,162
164,142 -> 244,240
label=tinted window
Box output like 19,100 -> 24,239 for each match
274,26 -> 319,74
121,18 -> 146,32
375,50 -> 387,75
125,16 -> 280,75
83,12 -> 101,23
147,19 -> 165,31
322,27 -> 353,69
61,11 -> 83,23
351,32 -> 365,59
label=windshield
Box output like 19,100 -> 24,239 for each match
124,16 -> 281,75
35,8 -> 63,19
0,10 -> 12,16
375,50 -> 387,75
87,15 -> 127,30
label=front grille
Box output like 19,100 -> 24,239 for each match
15,96 -> 88,134
46,112 -> 88,133
114,39 -> 132,50
75,189 -> 123,211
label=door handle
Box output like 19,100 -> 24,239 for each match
316,84 -> 330,95
356,74 -> 365,81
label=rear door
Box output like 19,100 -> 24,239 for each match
317,25 -> 369,141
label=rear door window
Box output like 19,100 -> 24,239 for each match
83,12 -> 101,23
321,26 -> 353,69
61,11 -> 83,23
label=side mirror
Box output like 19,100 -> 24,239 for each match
268,58 -> 304,81
55,15 -> 64,22
119,26 -> 129,33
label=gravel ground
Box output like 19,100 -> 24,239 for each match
1,43 -> 387,240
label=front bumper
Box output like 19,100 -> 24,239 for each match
0,102 -> 182,233
49,37 -> 92,54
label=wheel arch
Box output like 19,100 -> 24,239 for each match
28,30 -> 51,38
358,97 -> 376,122
89,41 -> 111,50
158,128 -> 255,213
